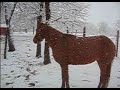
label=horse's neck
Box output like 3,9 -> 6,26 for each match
45,27 -> 63,48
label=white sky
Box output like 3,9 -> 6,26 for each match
87,2 -> 120,28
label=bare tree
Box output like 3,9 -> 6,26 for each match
49,2 -> 90,33
11,2 -> 33,32
44,2 -> 51,65
3,2 -> 17,52
7,2 -> 17,52
2,2 -> 17,59
13,2 -> 90,33
35,2 -> 44,58
1,2 -> 7,59
13,2 -> 43,58
116,19 -> 120,31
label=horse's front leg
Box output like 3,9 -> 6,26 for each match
61,65 -> 70,88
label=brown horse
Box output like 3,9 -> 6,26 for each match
33,23 -> 116,88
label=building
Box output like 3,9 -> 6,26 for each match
0,24 -> 8,35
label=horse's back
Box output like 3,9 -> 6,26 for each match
63,35 -> 116,65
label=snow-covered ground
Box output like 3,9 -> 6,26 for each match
1,32 -> 120,88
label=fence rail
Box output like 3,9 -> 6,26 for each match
66,27 -> 86,37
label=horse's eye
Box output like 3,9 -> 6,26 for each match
38,34 -> 40,35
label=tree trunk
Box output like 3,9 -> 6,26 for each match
7,27 -> 15,52
44,40 -> 50,64
4,6 -> 8,59
6,3 -> 17,52
44,2 -> 51,65
36,42 -> 41,58
35,16 -> 42,58
4,27 -> 8,59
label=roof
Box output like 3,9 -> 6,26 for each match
0,24 -> 8,28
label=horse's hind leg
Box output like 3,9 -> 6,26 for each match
97,60 -> 113,88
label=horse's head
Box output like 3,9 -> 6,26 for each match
33,23 -> 47,44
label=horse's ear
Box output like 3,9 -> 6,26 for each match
39,22 -> 46,26
45,22 -> 48,25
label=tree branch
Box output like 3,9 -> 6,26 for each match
9,2 -> 17,23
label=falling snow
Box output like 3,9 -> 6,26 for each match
1,32 -> 120,88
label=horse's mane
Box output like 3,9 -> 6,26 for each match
46,24 -> 63,35
64,33 -> 76,37
46,24 -> 77,38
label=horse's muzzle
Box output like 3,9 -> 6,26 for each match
33,38 -> 37,44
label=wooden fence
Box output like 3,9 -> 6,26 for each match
66,27 -> 86,37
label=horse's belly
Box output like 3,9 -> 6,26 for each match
68,52 -> 98,65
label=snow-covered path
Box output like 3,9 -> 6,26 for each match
1,33 -> 120,88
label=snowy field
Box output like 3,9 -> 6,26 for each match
1,32 -> 120,88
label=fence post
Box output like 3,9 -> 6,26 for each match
75,30 -> 77,36
67,30 -> 69,34
83,27 -> 86,37
33,26 -> 34,34
116,30 -> 119,57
